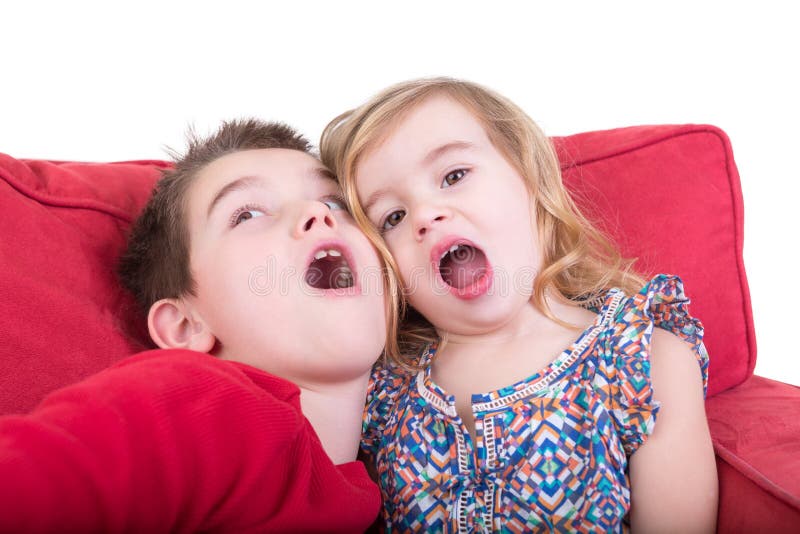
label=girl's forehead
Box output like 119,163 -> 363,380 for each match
359,97 -> 490,169
392,95 -> 481,136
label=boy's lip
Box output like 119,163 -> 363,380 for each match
303,238 -> 360,296
430,235 -> 493,300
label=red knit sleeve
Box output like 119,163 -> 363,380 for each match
0,349 -> 379,533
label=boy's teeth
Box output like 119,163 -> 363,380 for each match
314,248 -> 343,260
334,267 -> 354,288
314,249 -> 342,260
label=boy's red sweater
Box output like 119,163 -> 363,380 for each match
0,349 -> 380,533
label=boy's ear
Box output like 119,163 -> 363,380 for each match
148,298 -> 216,353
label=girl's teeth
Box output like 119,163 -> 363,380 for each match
328,249 -> 342,257
441,244 -> 462,260
315,250 -> 328,260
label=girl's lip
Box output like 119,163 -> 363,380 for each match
303,238 -> 360,295
430,235 -> 493,300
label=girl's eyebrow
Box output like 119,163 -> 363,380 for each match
364,186 -> 391,214
363,142 -> 476,214
422,141 -> 475,166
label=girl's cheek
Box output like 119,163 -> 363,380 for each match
393,251 -> 418,284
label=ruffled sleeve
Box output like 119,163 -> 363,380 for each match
360,359 -> 410,462
594,274 -> 710,455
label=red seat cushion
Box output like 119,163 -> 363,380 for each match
706,375 -> 800,527
555,125 -> 755,397
0,155 -> 166,414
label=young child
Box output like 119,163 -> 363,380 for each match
321,78 -> 718,533
0,119 -> 397,532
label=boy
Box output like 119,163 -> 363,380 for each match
0,119 -> 389,532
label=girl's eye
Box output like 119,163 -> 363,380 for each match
382,210 -> 406,231
231,206 -> 266,227
442,169 -> 467,188
322,195 -> 347,211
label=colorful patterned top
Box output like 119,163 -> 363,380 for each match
361,275 -> 709,533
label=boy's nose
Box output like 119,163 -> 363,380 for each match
293,200 -> 337,238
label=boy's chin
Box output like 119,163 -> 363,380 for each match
317,337 -> 384,375
294,355 -> 380,385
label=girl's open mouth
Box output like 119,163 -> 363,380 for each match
434,239 -> 492,299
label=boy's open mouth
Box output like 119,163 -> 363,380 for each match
435,241 -> 491,298
305,246 -> 355,290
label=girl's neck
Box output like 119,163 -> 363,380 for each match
430,297 -> 596,390
298,373 -> 370,465
438,295 -> 586,348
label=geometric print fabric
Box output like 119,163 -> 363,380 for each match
361,275 -> 709,533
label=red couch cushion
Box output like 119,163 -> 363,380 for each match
0,155 -> 166,414
0,124 -> 753,414
555,125 -> 755,397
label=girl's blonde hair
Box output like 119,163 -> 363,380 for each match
321,77 -> 643,368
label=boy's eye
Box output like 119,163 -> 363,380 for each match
231,207 -> 266,227
442,169 -> 467,188
322,196 -> 347,211
382,210 -> 406,231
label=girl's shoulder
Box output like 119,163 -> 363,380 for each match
588,274 -> 710,454
361,357 -> 419,448
603,274 -> 707,384
367,356 -> 418,399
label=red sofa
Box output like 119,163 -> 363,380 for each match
2,124 -> 798,531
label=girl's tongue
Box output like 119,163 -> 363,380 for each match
439,244 -> 488,289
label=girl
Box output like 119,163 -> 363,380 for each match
321,78 -> 718,533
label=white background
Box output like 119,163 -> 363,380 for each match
2,2 -> 797,386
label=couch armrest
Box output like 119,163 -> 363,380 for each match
706,375 -> 800,531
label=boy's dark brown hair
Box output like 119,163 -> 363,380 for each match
118,119 -> 312,319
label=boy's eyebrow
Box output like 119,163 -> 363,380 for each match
207,175 -> 262,219
207,167 -> 335,219
314,166 -> 336,181
363,141 -> 475,214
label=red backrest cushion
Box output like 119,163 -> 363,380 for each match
0,124 -> 754,414
554,124 -> 755,397
0,155 -> 166,414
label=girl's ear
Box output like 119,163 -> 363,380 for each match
147,298 -> 216,353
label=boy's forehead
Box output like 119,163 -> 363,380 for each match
200,148 -> 329,181
195,149 -> 332,193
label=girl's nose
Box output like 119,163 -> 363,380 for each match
412,204 -> 451,241
293,200 -> 337,238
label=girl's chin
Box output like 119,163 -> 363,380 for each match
431,306 -> 534,336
